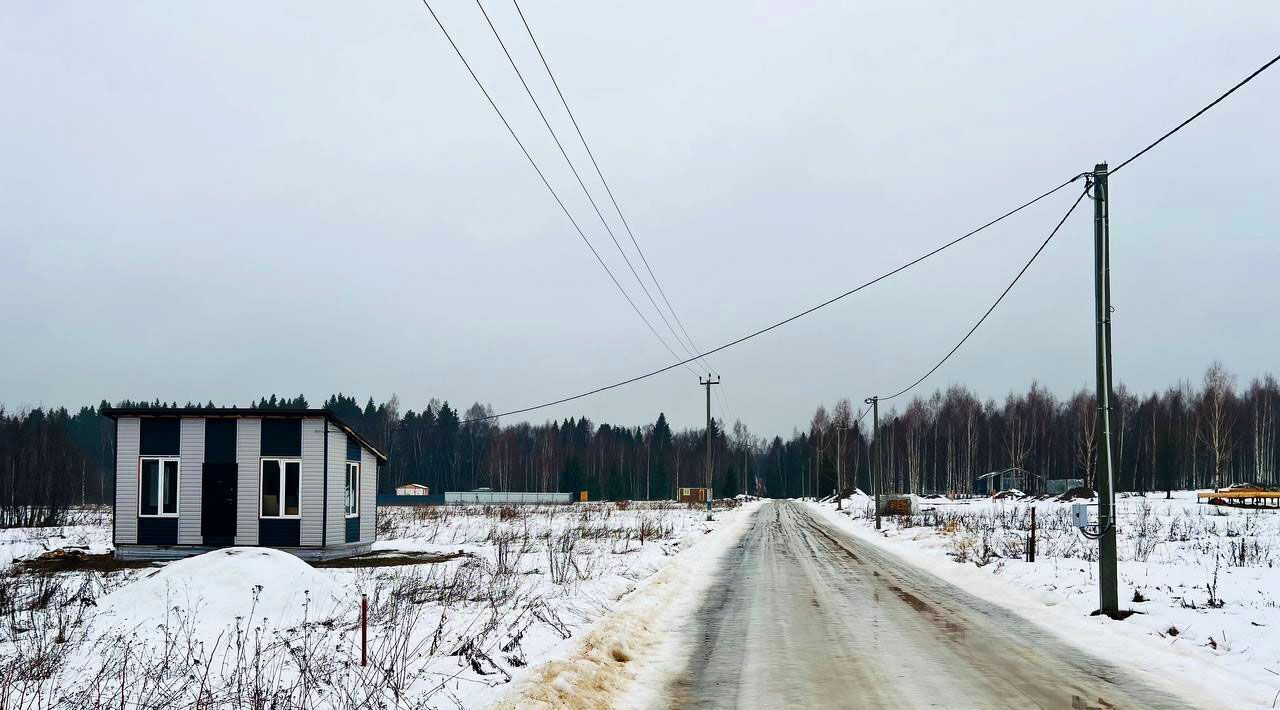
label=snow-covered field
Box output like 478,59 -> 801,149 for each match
811,491 -> 1280,709
0,501 -> 750,709
0,508 -> 112,568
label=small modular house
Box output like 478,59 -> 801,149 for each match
104,408 -> 386,561
395,483 -> 430,496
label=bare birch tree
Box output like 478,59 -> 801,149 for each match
1199,362 -> 1237,489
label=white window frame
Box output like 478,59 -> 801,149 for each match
138,456 -> 180,518
259,457 -> 302,519
345,461 -> 360,518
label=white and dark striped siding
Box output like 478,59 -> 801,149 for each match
360,448 -> 376,542
115,417 -> 140,545
235,418 -> 261,545
300,418 -> 325,546
325,427 -> 347,546
177,418 -> 205,544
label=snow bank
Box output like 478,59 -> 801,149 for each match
808,496 -> 1279,709
493,502 -> 761,709
96,547 -> 351,637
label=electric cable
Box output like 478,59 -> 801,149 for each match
876,186 -> 1091,403
419,0 -> 697,375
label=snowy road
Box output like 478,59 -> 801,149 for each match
661,500 -> 1197,709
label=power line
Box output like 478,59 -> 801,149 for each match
512,0 -> 716,373
418,0 -> 697,375
395,42 -> 1275,431
877,186 -> 1090,402
716,382 -> 736,425
391,175 -> 1084,430
867,50 -> 1280,403
1111,51 -> 1280,175
472,0 -> 701,376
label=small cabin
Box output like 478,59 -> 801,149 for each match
104,407 -> 386,561
678,487 -> 711,504
395,483 -> 430,496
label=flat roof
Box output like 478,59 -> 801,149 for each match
100,407 -> 387,461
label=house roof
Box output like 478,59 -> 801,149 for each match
100,407 -> 388,462
397,483 -> 429,489
976,467 -> 1040,481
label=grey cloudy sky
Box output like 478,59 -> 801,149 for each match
2,1 -> 1277,436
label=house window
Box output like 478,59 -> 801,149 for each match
260,458 -> 301,518
139,457 -> 179,517
345,462 -> 360,517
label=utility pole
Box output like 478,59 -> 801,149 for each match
1091,162 -> 1120,615
835,424 -> 849,510
701,374 -> 720,521
864,396 -> 880,530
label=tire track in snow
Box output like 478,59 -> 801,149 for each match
663,501 -> 1201,709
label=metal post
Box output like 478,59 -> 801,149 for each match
1092,162 -> 1119,615
700,375 -> 720,521
361,593 -> 368,666
1028,506 -> 1037,563
865,396 -> 880,530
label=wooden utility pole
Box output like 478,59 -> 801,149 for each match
865,396 -> 881,530
1091,162 -> 1120,615
701,375 -> 720,521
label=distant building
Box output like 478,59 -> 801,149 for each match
977,467 -> 1041,495
443,489 -> 574,505
880,494 -> 914,515
1046,478 -> 1084,495
103,407 -> 386,561
395,483 -> 430,496
678,487 -> 711,504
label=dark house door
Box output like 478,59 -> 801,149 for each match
202,463 -> 237,546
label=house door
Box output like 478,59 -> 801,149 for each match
202,463 -> 237,546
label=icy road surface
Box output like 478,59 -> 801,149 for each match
662,500 -> 1197,709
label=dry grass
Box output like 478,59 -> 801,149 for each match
1,500 -> 698,707
310,550 -> 471,569
12,549 -> 154,574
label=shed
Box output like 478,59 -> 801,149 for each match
880,494 -> 915,516
678,487 -> 711,504
395,483 -> 431,496
103,407 -> 387,561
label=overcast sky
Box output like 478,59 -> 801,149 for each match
2,2 -> 1277,436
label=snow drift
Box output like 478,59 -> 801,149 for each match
95,547 -> 350,637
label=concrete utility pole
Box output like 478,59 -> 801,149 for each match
864,396 -> 880,530
701,375 -> 720,521
1091,162 -> 1120,615
835,424 -> 849,510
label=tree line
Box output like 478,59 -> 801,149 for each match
1,362 -> 1276,526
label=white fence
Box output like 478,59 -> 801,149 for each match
442,491 -> 575,505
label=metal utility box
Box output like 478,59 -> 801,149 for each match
1071,503 -> 1098,529
679,487 -> 711,504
